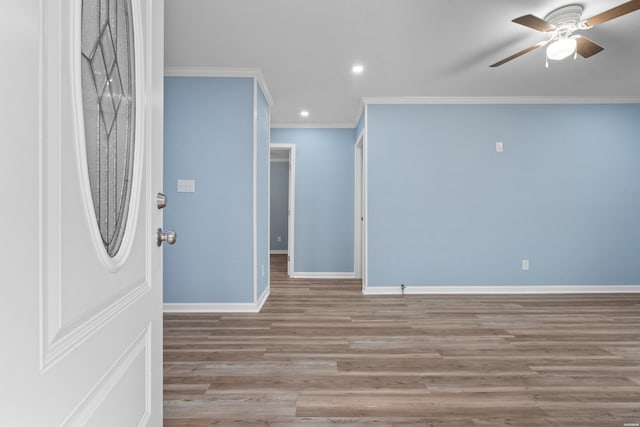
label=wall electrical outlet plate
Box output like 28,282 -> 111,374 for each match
496,142 -> 504,153
177,179 -> 195,193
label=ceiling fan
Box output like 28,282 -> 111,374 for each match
490,0 -> 640,67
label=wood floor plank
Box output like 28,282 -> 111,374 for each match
164,254 -> 640,426
204,375 -> 430,393
295,392 -> 548,417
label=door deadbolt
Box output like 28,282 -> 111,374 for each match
157,192 -> 167,209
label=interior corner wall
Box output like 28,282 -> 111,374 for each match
270,161 -> 289,251
271,128 -> 356,274
163,76 -> 255,303
365,103 -> 640,288
256,84 -> 270,298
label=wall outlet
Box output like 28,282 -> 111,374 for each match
276,235 -> 282,242
261,264 -> 265,277
177,179 -> 196,193
496,141 -> 504,153
522,259 -> 529,271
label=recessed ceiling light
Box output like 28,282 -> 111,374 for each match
352,64 -> 364,74
300,110 -> 309,117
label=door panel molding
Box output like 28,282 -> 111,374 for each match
60,324 -> 151,426
42,281 -> 150,371
39,0 -> 150,372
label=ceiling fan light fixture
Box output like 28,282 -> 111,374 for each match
546,37 -> 577,60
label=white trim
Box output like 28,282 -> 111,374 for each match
362,96 -> 640,105
351,101 -> 365,128
292,272 -> 356,279
271,122 -> 354,129
353,132 -> 364,280
270,143 -> 295,278
256,77 -> 274,109
164,65 -> 258,77
270,250 -> 288,254
363,285 -> 640,295
164,66 -> 274,106
287,146 -> 295,279
256,287 -> 270,312
163,302 -> 262,313
252,79 -> 258,305
267,103 -> 271,299
362,105 -> 369,292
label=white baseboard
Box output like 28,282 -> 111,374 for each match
270,250 -> 288,254
292,272 -> 356,279
164,286 -> 271,313
257,287 -> 270,311
362,285 -> 640,295
163,303 -> 258,313
164,288 -> 271,313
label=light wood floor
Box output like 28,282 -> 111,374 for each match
164,254 -> 640,426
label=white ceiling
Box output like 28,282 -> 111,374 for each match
164,0 -> 640,126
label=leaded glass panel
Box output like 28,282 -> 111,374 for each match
81,0 -> 135,257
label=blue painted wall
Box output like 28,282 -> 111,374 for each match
256,85 -> 270,298
164,77 -> 255,303
366,103 -> 640,287
270,161 -> 289,251
271,128 -> 356,273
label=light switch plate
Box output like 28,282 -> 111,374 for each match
177,179 -> 195,193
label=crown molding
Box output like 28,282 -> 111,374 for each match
271,122 -> 355,129
164,66 -> 274,106
362,96 -> 640,105
351,101 -> 365,128
164,65 -> 258,77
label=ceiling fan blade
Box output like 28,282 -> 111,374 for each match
576,36 -> 604,58
583,0 -> 640,26
490,42 -> 546,67
512,14 -> 556,32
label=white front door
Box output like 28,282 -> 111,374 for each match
0,0 -> 164,425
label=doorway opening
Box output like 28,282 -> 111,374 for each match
270,144 -> 295,277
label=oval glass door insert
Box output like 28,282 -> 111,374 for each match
81,0 -> 136,257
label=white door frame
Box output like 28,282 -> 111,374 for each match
355,128 -> 370,287
270,144 -> 296,277
354,133 -> 364,279
355,124 -> 368,292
